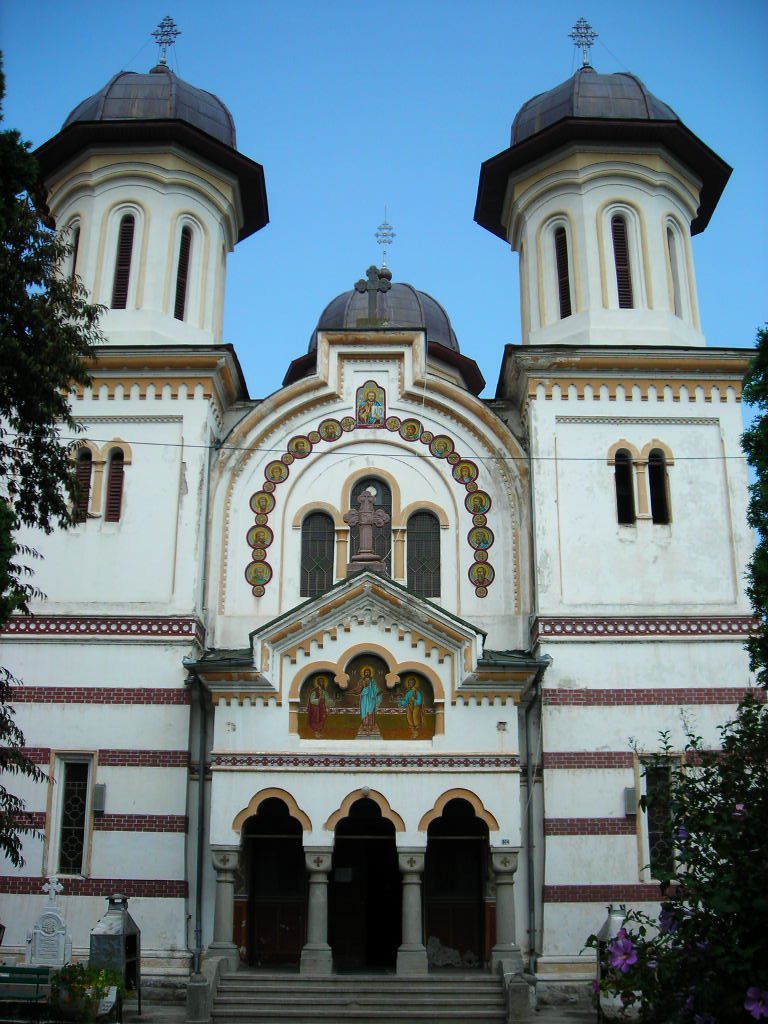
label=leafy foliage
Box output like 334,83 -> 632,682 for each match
586,696 -> 768,1022
742,326 -> 768,689
0,63 -> 103,865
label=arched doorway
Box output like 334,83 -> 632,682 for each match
329,797 -> 400,971
424,797 -> 489,968
239,797 -> 307,967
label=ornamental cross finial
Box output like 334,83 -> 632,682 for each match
152,15 -> 181,66
344,488 -> 390,575
375,212 -> 396,268
569,17 -> 597,68
354,265 -> 391,322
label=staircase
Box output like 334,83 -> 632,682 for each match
211,970 -> 508,1024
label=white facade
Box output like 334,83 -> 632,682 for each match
0,55 -> 755,1000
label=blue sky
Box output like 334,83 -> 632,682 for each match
3,0 -> 766,399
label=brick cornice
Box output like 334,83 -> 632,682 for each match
1,615 -> 205,645
533,615 -> 755,643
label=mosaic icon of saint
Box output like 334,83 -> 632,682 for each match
399,676 -> 424,737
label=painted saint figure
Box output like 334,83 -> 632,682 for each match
399,676 -> 423,737
357,386 -> 384,426
357,665 -> 382,733
307,675 -> 329,735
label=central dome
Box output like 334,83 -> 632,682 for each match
63,64 -> 237,149
309,269 -> 459,352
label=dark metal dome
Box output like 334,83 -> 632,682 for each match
63,64 -> 237,148
512,67 -> 677,145
309,278 -> 460,352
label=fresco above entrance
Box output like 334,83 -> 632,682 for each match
297,655 -> 435,740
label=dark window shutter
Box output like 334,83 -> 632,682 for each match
611,215 -> 634,309
350,478 -> 392,573
300,512 -> 335,597
174,226 -> 192,320
69,226 -> 80,283
554,226 -> 572,319
74,450 -> 92,522
648,449 -> 671,524
614,449 -> 636,525
407,511 -> 441,597
111,215 -> 135,309
105,450 -> 125,523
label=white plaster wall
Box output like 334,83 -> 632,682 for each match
542,769 -> 633,820
529,390 -> 751,614
545,835 -> 638,884
90,833 -> 185,879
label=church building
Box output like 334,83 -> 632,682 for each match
0,17 -> 755,1014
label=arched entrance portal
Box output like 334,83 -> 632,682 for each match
239,798 -> 307,967
329,797 -> 400,971
424,798 -> 489,968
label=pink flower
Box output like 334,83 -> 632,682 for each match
733,803 -> 747,819
745,989 -> 768,1020
590,979 -> 600,995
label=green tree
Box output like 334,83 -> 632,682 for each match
0,64 -> 103,866
742,325 -> 768,690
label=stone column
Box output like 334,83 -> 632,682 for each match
208,845 -> 240,971
490,849 -> 523,972
300,849 -> 333,975
396,850 -> 428,975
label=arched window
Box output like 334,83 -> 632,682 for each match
614,449 -> 636,525
73,449 -> 92,523
611,215 -> 634,309
350,477 -> 391,573
666,225 -> 684,319
407,511 -> 441,597
104,449 -> 125,523
68,224 -> 81,283
111,214 -> 135,309
300,512 -> 335,597
648,449 -> 671,524
174,225 -> 193,321
553,226 -> 572,319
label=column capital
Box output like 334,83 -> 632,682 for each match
305,849 -> 333,874
490,849 -> 520,876
398,850 -> 425,874
211,845 -> 239,874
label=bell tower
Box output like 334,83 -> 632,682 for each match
34,17 -> 268,347
475,20 -> 730,348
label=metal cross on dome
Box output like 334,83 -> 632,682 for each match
152,15 -> 181,66
375,213 -> 396,268
569,17 -> 597,68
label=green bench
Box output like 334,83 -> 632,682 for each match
0,964 -> 50,1021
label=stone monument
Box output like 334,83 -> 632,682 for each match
25,876 -> 72,966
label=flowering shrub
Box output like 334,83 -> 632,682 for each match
585,694 -> 768,1024
51,961 -> 124,1001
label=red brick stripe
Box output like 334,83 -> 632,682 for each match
14,811 -> 46,830
544,884 -> 664,903
545,818 -> 637,835
544,687 -> 763,706
20,748 -> 188,768
94,814 -> 187,833
0,876 -> 186,898
12,687 -> 190,704
543,752 -> 634,769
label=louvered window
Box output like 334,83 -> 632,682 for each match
104,450 -> 125,523
667,227 -> 682,318
553,226 -> 572,319
69,225 -> 80,283
648,449 -> 671,525
611,215 -> 634,308
174,226 -> 193,320
350,478 -> 391,573
74,449 -> 92,523
407,511 -> 441,597
111,214 -> 135,309
614,449 -> 635,525
300,512 -> 335,597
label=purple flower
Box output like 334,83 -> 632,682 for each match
590,979 -> 599,995
745,989 -> 768,1020
659,907 -> 679,934
608,932 -> 638,974
694,1015 -> 716,1024
675,825 -> 689,840
733,803 -> 747,819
